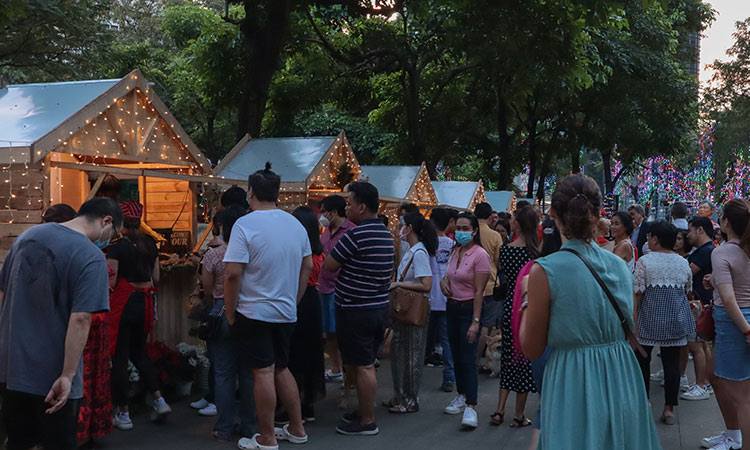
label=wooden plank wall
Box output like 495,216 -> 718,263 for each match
0,165 -> 45,263
144,178 -> 193,232
153,266 -> 201,347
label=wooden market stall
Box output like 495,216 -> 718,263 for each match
431,180 -> 487,212
0,69 -> 238,346
485,190 -> 517,213
214,132 -> 361,210
359,163 -> 438,233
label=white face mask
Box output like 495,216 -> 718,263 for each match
319,215 -> 330,228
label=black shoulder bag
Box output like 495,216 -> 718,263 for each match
561,248 -> 647,358
493,254 -> 509,301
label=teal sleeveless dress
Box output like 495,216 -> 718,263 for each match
535,239 -> 661,450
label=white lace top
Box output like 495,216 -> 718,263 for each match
633,252 -> 691,294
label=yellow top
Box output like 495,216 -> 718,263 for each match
479,222 -> 502,296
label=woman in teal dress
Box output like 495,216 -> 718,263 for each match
519,173 -> 661,450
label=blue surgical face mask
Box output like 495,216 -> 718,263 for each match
94,223 -> 112,249
455,231 -> 473,246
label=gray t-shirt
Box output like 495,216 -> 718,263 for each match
0,223 -> 109,399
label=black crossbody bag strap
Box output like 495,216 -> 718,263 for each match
561,248 -> 647,358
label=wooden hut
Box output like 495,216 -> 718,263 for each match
359,163 -> 438,232
0,69 -> 233,346
214,132 -> 360,210
431,180 -> 487,211
485,190 -> 517,213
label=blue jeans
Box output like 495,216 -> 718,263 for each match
429,311 -> 455,383
446,301 -> 478,405
206,299 -> 256,440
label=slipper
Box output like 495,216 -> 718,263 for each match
510,416 -> 532,428
382,398 -> 397,408
660,414 -> 675,425
212,430 -> 231,443
388,403 -> 419,414
490,412 -> 504,426
273,424 -> 308,444
237,434 -> 279,450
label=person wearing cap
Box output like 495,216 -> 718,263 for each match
106,201 -> 171,431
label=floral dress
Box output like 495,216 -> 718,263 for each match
499,246 -> 536,393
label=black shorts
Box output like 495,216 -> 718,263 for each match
2,388 -> 80,450
231,313 -> 295,369
336,306 -> 387,367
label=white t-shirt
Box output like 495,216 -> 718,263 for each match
223,209 -> 312,323
397,242 -> 432,286
429,236 -> 454,311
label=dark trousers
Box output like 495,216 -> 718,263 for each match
111,292 -> 160,406
637,345 -> 680,406
446,301 -> 479,405
2,389 -> 80,450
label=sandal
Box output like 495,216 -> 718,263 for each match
211,431 -> 231,443
490,412 -> 504,426
382,398 -> 398,408
388,403 -> 419,414
510,416 -> 532,428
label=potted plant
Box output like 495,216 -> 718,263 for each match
174,343 -> 209,397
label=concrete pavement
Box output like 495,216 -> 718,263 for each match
99,357 -> 724,450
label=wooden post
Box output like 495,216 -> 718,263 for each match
85,172 -> 109,202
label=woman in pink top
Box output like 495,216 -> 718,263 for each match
703,198 -> 750,450
439,212 -> 491,430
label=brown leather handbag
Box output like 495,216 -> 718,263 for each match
389,249 -> 430,327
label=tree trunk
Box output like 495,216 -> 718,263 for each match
236,0 -> 292,140
526,120 -> 538,199
536,151 -> 550,201
571,148 -> 580,173
495,90 -> 513,190
403,63 -> 425,164
602,150 -> 613,194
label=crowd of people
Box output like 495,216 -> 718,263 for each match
1,167 -> 749,450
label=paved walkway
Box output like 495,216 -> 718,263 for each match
100,358 -> 723,449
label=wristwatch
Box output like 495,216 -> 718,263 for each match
473,317 -> 480,323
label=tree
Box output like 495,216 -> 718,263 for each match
0,0 -> 113,81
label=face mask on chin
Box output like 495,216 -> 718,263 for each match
94,223 -> 112,249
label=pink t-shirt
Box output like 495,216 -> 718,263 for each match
445,244 -> 491,301
711,240 -> 750,308
318,219 -> 355,294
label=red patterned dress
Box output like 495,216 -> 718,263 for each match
76,267 -> 114,441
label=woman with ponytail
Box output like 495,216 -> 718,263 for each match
384,212 -> 438,414
519,173 -> 660,449
701,198 -> 750,450
492,206 -> 539,428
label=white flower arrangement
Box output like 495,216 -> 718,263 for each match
176,342 -> 210,368
128,361 -> 140,382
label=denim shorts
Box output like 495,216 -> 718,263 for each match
713,305 -> 750,381
480,296 -> 502,329
319,292 -> 337,333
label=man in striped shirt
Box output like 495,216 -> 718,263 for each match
323,181 -> 394,436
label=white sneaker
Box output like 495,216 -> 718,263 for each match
681,385 -> 710,401
650,370 -> 664,382
706,384 -> 714,395
708,437 -> 742,450
190,398 -> 210,409
154,397 -> 172,416
113,412 -> 133,430
461,406 -> 478,428
199,403 -> 217,416
444,395 -> 466,415
680,375 -> 690,390
702,432 -> 727,448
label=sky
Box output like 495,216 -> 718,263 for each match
699,0 -> 750,88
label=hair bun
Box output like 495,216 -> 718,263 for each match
264,161 -> 272,172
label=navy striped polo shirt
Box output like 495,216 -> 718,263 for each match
331,218 -> 395,309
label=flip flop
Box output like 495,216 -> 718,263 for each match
273,424 -> 308,444
510,416 -> 532,428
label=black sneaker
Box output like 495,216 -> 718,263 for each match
302,404 -> 315,423
441,381 -> 455,392
336,421 -> 379,436
340,410 -> 360,424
